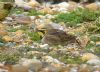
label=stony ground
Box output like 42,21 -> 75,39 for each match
0,0 -> 100,72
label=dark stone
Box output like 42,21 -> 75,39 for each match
3,2 -> 13,10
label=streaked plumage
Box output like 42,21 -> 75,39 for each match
41,29 -> 77,45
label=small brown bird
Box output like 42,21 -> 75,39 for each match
41,29 -> 77,45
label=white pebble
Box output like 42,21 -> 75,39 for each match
87,59 -> 100,65
40,44 -> 49,49
6,17 -> 13,21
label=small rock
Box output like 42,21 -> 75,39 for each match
12,64 -> 28,72
29,62 -> 42,72
58,2 -> 69,8
51,63 -> 64,72
68,1 -> 78,11
70,67 -> 78,72
0,24 -> 6,29
5,17 -> 13,21
87,59 -> 100,65
44,19 -> 52,24
15,30 -> 23,37
22,12 -> 29,15
40,44 -> 49,49
39,7 -> 54,14
13,36 -> 23,42
51,5 -> 68,13
42,56 -> 63,64
15,0 -> 26,7
5,42 -> 16,48
0,69 -> 8,72
30,16 -> 36,20
2,21 -> 12,25
23,4 -> 31,11
45,14 -> 54,19
0,64 -> 9,72
0,62 -> 28,72
16,16 -> 31,24
0,30 -> 8,36
19,58 -> 42,72
81,53 -> 100,61
28,51 -> 44,57
27,0 -> 40,8
96,42 -> 100,47
95,2 -> 100,6
79,64 -> 90,72
41,66 -> 58,72
95,2 -> 100,10
2,35 -> 13,42
85,3 -> 98,11
45,23 -> 65,30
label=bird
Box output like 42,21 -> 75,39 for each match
0,2 -> 13,20
41,29 -> 77,45
34,23 -> 77,45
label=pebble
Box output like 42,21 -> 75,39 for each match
5,17 -> 13,21
0,62 -> 28,72
70,67 -> 78,72
45,23 -> 65,30
15,16 -> 32,24
30,16 -> 36,20
79,64 -> 90,72
28,60 -> 42,72
12,64 -> 29,72
42,56 -> 64,64
81,53 -> 100,61
45,14 -> 54,19
87,59 -> 100,65
19,58 -> 42,72
39,7 -> 54,14
40,44 -> 49,49
0,24 -> 6,29
27,0 -> 40,8
2,35 -> 13,42
52,6 -> 67,13
23,4 -> 31,11
85,3 -> 98,11
14,30 -> 23,36
96,42 -> 100,47
28,51 -> 45,57
41,66 -> 58,72
58,2 -> 69,8
0,30 -> 8,36
68,1 -> 78,11
15,0 -> 26,7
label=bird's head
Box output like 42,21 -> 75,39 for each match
34,24 -> 55,37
